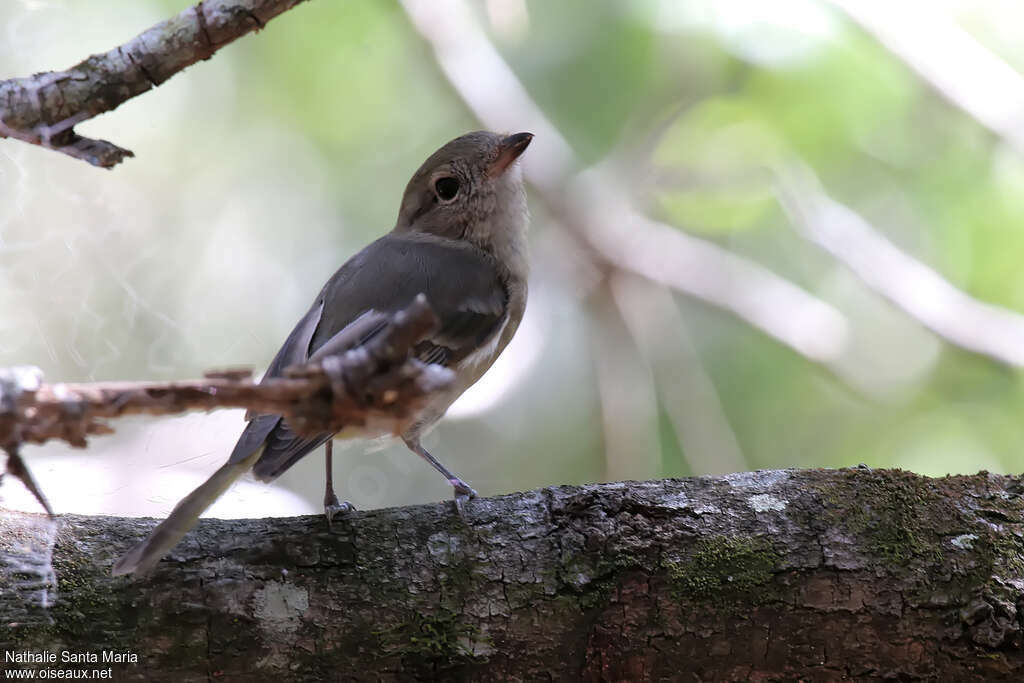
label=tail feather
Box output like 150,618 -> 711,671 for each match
251,422 -> 331,482
111,447 -> 263,576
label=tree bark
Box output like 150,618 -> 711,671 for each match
3,468 -> 1023,681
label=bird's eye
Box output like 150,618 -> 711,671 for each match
434,177 -> 460,201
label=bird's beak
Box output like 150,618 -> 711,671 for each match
488,132 -> 533,177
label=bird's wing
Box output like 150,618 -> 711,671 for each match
248,233 -> 508,481
308,233 -> 508,358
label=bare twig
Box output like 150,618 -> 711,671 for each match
0,296 -> 451,450
399,0 -> 850,363
778,165 -> 1024,367
0,0 -> 309,167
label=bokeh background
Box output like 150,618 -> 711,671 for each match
4,0 -> 1024,519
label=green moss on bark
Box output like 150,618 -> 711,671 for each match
664,535 -> 780,604
815,469 -> 946,565
374,610 -> 489,663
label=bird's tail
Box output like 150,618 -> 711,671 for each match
111,447 -> 263,576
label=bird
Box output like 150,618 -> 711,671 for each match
112,130 -> 533,576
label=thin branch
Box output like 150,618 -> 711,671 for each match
778,165 -> 1024,367
0,0 -> 309,167
0,0 -> 854,360
399,0 -> 850,363
0,296 -> 450,451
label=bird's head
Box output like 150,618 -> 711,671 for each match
394,131 -> 533,250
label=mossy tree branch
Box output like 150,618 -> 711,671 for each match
3,469 -> 1024,680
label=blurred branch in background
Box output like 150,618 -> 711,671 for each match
779,165 -> 1024,368
588,283 -> 661,481
569,174 -> 849,362
831,0 -> 1024,154
0,0 -> 307,167
611,273 -> 748,475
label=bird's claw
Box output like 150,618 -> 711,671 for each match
451,479 -> 477,518
324,493 -> 355,530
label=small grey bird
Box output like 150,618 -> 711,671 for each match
113,131 -> 532,576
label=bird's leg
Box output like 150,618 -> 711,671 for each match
323,440 -> 354,528
402,437 -> 477,516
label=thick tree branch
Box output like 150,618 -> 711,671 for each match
3,469 -> 1024,680
0,0 -> 308,167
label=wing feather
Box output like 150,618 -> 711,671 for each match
244,234 -> 508,480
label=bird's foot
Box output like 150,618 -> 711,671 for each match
450,478 -> 477,518
324,492 -> 356,530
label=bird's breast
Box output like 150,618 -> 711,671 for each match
401,275 -> 526,440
